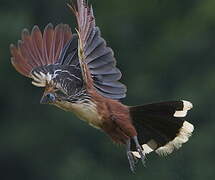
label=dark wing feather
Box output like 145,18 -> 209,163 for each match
68,0 -> 127,99
57,34 -> 79,66
10,23 -> 72,77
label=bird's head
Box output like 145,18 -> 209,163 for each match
40,91 -> 56,104
40,85 -> 66,105
31,64 -> 86,105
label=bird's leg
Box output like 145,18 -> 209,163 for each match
126,139 -> 138,173
133,136 -> 146,166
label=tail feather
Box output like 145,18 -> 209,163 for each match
129,100 -> 194,158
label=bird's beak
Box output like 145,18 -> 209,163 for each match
40,93 -> 56,104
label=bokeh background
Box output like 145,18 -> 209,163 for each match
0,0 -> 214,179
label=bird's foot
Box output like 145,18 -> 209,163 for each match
126,136 -> 146,172
136,144 -> 146,166
133,136 -> 146,166
127,150 -> 138,173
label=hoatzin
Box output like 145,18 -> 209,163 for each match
10,0 -> 194,172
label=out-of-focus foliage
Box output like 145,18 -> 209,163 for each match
0,0 -> 214,179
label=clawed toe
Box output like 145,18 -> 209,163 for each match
134,136 -> 146,166
126,137 -> 146,172
127,151 -> 137,173
127,147 -> 146,172
136,145 -> 146,166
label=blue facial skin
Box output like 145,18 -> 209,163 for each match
40,93 -> 56,104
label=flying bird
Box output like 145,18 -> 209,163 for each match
10,0 -> 194,172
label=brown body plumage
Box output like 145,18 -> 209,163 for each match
10,0 -> 194,172
89,90 -> 135,144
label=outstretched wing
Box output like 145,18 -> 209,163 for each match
68,0 -> 127,99
11,0 -> 127,100
10,23 -> 72,78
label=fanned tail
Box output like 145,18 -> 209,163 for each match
129,100 -> 194,158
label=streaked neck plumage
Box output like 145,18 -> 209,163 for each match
54,93 -> 103,129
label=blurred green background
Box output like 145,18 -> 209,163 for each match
0,0 -> 214,179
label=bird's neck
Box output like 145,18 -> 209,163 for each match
54,90 -> 129,130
